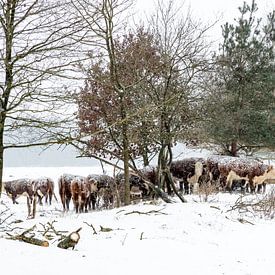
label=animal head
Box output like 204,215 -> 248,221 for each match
266,166 -> 275,180
194,161 -> 203,176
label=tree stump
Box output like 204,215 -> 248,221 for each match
57,227 -> 82,249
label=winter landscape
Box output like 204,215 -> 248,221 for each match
0,0 -> 274,274
1,145 -> 275,275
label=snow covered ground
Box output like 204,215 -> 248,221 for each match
1,165 -> 275,275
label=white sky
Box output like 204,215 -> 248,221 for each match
135,0 -> 274,22
135,0 -> 274,45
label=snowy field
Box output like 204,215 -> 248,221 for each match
1,165 -> 275,275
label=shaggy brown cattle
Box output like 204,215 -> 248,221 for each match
205,157 -> 221,186
87,174 -> 115,190
97,185 -> 114,209
265,167 -> 275,184
226,170 -> 249,191
170,158 -> 207,194
70,177 -> 90,213
84,174 -> 102,210
87,174 -> 115,209
32,177 -> 56,205
58,174 -> 82,211
206,156 -> 269,192
116,171 -> 151,203
139,166 -> 157,195
252,166 -> 275,193
4,178 -> 34,204
4,178 -> 36,218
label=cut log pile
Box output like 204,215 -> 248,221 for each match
5,222 -> 82,249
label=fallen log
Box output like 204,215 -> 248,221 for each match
11,235 -> 49,247
57,227 -> 82,249
6,225 -> 49,247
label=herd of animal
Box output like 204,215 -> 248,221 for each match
2,155 -> 275,218
170,156 -> 275,194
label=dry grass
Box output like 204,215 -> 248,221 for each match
198,182 -> 219,202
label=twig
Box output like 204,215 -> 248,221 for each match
116,209 -> 126,214
210,205 -> 220,210
125,208 -> 167,216
0,207 -> 9,217
39,221 -> 67,240
3,226 -> 25,232
237,218 -> 254,225
121,233 -> 128,246
83,221 -> 97,234
9,219 -> 23,225
0,213 -> 14,225
21,225 -> 37,235
227,192 -> 275,219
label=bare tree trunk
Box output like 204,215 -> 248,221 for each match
140,120 -> 150,166
157,142 -> 186,202
157,144 -> 172,193
122,108 -> 130,205
231,141 -> 238,157
0,127 -> 4,197
0,0 -> 14,197
157,112 -> 173,195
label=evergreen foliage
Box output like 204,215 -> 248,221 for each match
203,0 -> 274,155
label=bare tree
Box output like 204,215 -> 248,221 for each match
73,0 -> 135,205
75,0 -> 215,204
146,0 -> 212,200
0,0 -> 83,195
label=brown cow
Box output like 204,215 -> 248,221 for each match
4,178 -> 36,218
170,158 -> 207,194
226,170 -> 249,191
70,177 -> 91,213
33,177 -> 56,205
115,172 -> 151,204
85,174 -> 102,210
58,174 -> 81,211
87,174 -> 115,209
206,156 -> 269,193
4,178 -> 34,204
252,166 -> 275,193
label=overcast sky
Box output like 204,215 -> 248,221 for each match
135,0 -> 274,45
135,0 -> 273,22
5,0 -> 274,167
4,145 -> 100,167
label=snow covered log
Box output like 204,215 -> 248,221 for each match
57,227 -> 82,249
